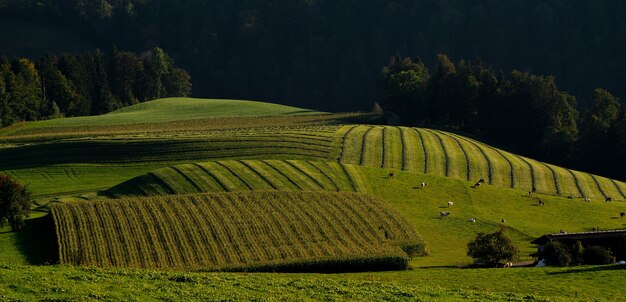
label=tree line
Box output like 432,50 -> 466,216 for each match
379,54 -> 626,181
0,47 -> 191,126
4,0 -> 623,112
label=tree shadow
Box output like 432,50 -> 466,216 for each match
14,214 -> 58,265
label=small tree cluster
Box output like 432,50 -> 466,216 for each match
0,175 -> 32,231
467,230 -> 519,267
541,240 -> 614,266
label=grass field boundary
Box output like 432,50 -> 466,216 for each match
538,162 -> 560,195
260,160 -> 304,190
588,173 -> 608,199
515,155 -> 536,191
192,163 -> 229,191
436,131 -> 470,181
337,125 -> 358,162
213,162 -> 253,190
172,166 -> 203,193
610,179 -> 626,200
381,127 -> 387,168
566,168 -> 586,198
359,126 -> 375,166
237,160 -> 279,190
424,129 -> 449,177
397,127 -> 407,171
413,128 -> 428,174
306,161 -> 342,192
453,135 -> 494,184
147,172 -> 176,195
283,160 -> 326,190
340,164 -> 359,192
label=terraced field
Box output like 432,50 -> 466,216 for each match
0,128 -> 340,170
51,191 -> 422,271
338,125 -> 626,201
106,160 -> 367,198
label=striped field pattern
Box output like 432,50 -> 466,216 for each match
337,125 -> 626,200
0,127 -> 341,170
50,192 -> 421,271
105,160 -> 367,198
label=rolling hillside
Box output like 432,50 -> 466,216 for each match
0,98 -> 325,137
337,125 -> 626,201
106,160 -> 367,198
51,191 -> 422,271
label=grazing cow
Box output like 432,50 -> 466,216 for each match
620,212 -> 625,219
605,197 -> 612,202
503,262 -> 513,268
421,182 -> 427,189
469,217 -> 476,223
532,186 -> 537,193
584,198 -> 591,202
447,201 -> 454,207
478,178 -> 485,184
440,211 -> 451,217
567,195 -> 574,199
592,227 -> 599,232
387,172 -> 395,179
471,182 -> 481,189
501,219 -> 506,223
560,229 -> 567,234
538,199 -> 545,206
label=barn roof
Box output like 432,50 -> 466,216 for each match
531,229 -> 626,245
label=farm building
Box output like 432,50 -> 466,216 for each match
532,230 -> 626,261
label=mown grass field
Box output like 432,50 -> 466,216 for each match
51,191 -> 421,271
0,98 -> 322,136
106,160 -> 367,197
2,98 -> 626,301
338,125 -> 626,201
2,264 -> 624,302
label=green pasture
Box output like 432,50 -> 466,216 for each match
0,98 -> 323,137
1,98 -> 626,301
339,125 -> 626,201
4,264 -> 622,302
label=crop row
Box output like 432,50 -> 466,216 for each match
105,160 -> 368,198
337,125 -> 626,200
51,191 -> 421,271
0,132 -> 340,170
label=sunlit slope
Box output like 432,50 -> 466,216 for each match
0,127 -> 340,170
337,125 -> 626,201
0,98 -> 323,136
51,191 -> 421,271
106,160 -> 367,198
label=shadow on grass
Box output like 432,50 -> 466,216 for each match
14,214 -> 57,265
546,265 -> 625,275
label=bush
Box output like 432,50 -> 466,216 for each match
541,241 -> 571,267
0,175 -> 32,231
401,242 -> 429,258
570,240 -> 585,266
583,246 -> 613,265
467,229 -> 518,267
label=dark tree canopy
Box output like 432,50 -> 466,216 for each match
0,48 -> 192,126
467,230 -> 518,266
0,175 -> 33,231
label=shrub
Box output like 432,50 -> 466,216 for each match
541,241 -> 571,267
570,240 -> 585,266
467,229 -> 518,267
583,246 -> 613,265
0,175 -> 33,231
401,242 -> 429,258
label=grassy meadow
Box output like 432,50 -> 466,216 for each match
1,97 -> 626,301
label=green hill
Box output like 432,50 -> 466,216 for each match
2,99 -> 626,301
105,160 -> 367,198
51,191 -> 422,271
0,98 -> 324,137
337,125 -> 626,201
